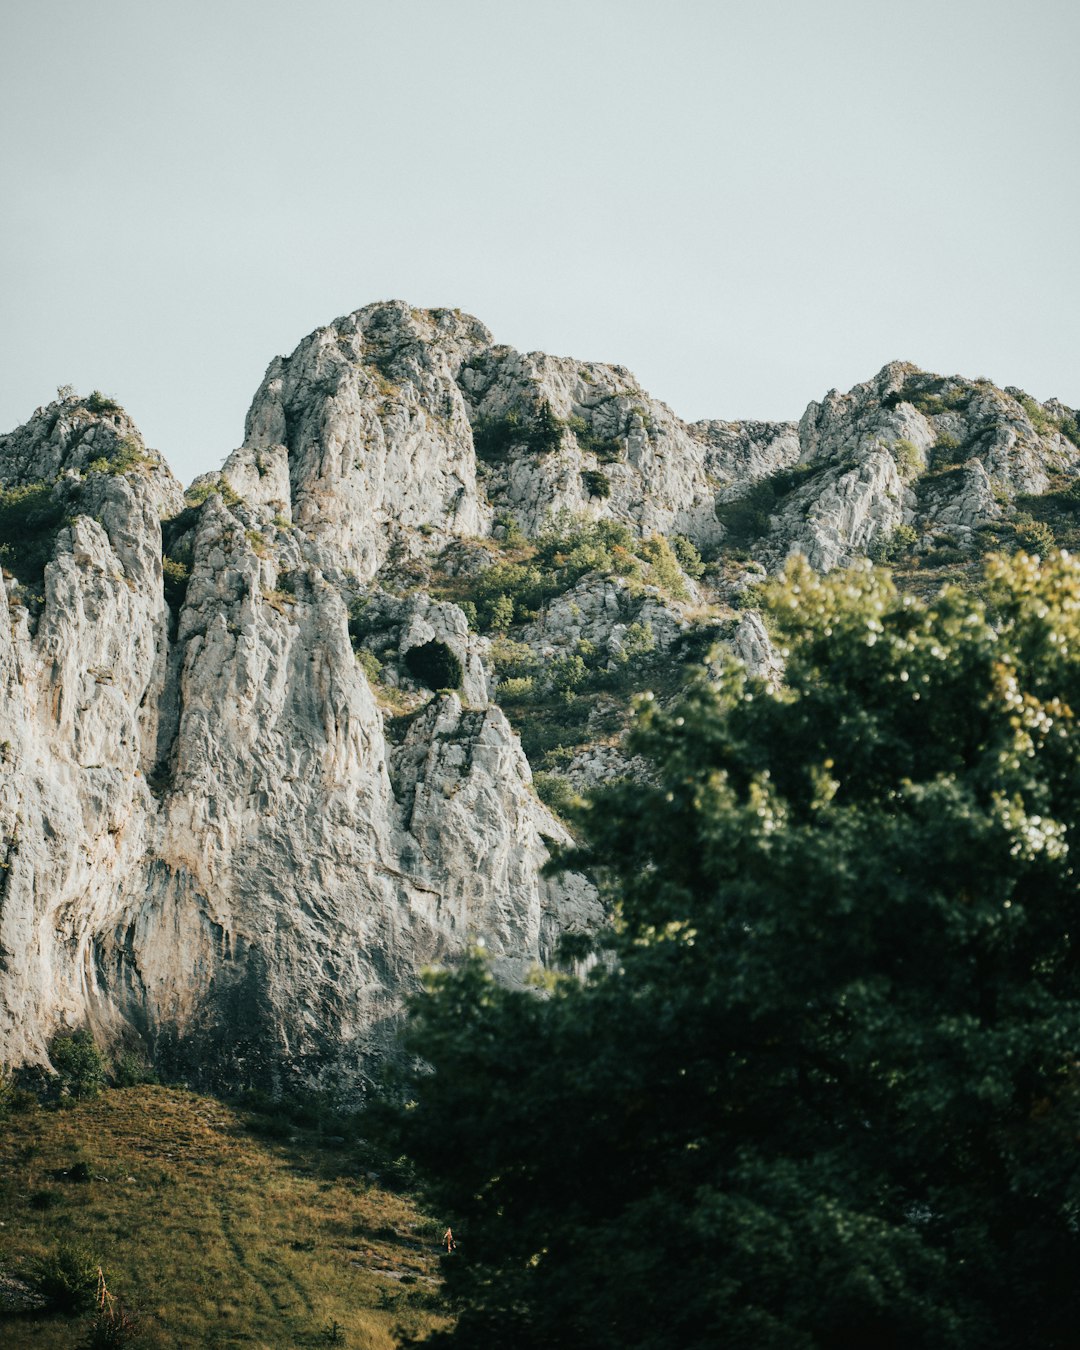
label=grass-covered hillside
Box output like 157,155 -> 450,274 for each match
0,1086 -> 448,1348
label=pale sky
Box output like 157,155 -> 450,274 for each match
2,0 -> 1077,485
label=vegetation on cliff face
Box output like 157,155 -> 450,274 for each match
395,550 -> 1080,1350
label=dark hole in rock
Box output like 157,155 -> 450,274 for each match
404,640 -> 463,691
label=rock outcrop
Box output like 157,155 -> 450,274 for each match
2,309 -> 1077,1093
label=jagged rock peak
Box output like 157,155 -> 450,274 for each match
0,389 -> 182,515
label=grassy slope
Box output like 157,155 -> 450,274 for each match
0,1086 -> 449,1349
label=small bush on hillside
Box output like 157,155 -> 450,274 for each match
111,1050 -> 157,1088
488,592 -> 515,632
671,535 -> 705,578
533,773 -> 580,820
930,433 -> 964,470
31,1240 -> 101,1313
86,391 -> 121,415
498,676 -> 536,703
715,463 -> 818,545
50,1029 -> 106,1101
869,523 -> 919,565
1018,392 -> 1052,436
639,534 -> 689,599
80,1298 -> 141,1349
892,438 -> 923,479
88,437 -> 148,476
355,649 -> 383,684
1013,516 -> 1056,555
581,469 -> 611,499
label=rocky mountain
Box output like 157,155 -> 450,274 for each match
2,302 -> 1077,1093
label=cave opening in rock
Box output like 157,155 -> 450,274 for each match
404,640 -> 463,691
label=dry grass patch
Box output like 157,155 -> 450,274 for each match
0,1086 -> 449,1348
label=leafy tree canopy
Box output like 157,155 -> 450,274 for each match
395,552 -> 1080,1350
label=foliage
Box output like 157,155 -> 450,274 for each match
883,375 -> 971,416
639,533 -> 688,599
356,648 -> 383,684
892,438 -> 923,479
930,432 -> 965,470
1012,514 -> 1056,555
715,462 -> 817,545
565,414 -> 624,462
111,1051 -> 158,1089
50,1029 -> 107,1102
161,557 -> 190,613
0,478 -> 70,587
183,475 -> 242,509
1056,410 -> 1080,447
532,772 -> 580,820
31,1240 -> 101,1313
868,522 -> 919,564
80,1294 -> 142,1349
85,391 -> 122,415
494,511 -> 526,546
404,640 -> 463,691
670,534 -> 705,578
396,551 -> 1080,1349
88,437 -> 149,477
580,469 -> 611,499
1017,392 -> 1051,435
472,401 -> 563,462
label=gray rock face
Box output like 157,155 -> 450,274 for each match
725,362 -> 1080,571
2,311 -> 1078,1092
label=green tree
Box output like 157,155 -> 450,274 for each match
50,1028 -> 107,1101
396,552 -> 1080,1350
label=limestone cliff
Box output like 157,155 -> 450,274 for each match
2,307 -> 1077,1092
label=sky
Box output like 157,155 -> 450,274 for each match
2,0 -> 1078,486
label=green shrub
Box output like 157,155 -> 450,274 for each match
671,535 -> 705,578
614,621 -> 657,664
161,557 -> 190,613
533,772 -> 580,820
1013,516 -> 1056,555
498,676 -> 536,703
184,476 -> 242,509
1056,412 -> 1080,447
892,438 -> 923,479
488,593 -> 515,632
883,376 -> 971,416
639,534 -> 689,600
566,414 -> 624,462
473,401 -> 563,462
404,640 -> 463,691
31,1240 -> 101,1312
581,469 -> 611,499
50,1029 -> 106,1101
356,649 -> 383,684
868,523 -> 919,565
930,433 -> 964,470
86,391 -> 121,415
0,479 -> 70,586
1018,393 -> 1052,436
547,653 -> 588,697
494,512 -> 526,546
103,437 -> 149,476
111,1050 -> 157,1088
715,464 -> 817,545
